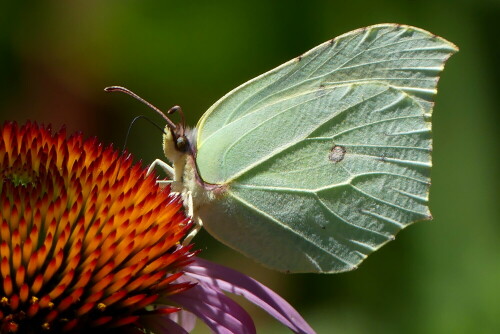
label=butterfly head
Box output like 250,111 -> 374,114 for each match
162,121 -> 196,165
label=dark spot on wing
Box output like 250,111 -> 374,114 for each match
297,55 -> 303,61
329,145 -> 346,163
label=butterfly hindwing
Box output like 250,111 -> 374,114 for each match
199,83 -> 431,273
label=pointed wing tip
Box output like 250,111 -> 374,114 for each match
361,23 -> 459,52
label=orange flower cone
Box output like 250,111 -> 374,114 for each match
0,122 -> 195,333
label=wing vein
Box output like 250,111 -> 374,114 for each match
349,184 -> 427,216
230,191 -> 358,268
221,89 -> 334,176
330,115 -> 425,139
222,48 -> 326,125
316,196 -> 389,238
316,34 -> 427,81
226,86 -> 397,181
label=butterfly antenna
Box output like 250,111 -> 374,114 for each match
104,86 -> 177,131
167,105 -> 186,137
122,115 -> 166,153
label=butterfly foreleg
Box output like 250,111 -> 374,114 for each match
147,158 -> 174,178
182,191 -> 203,245
156,180 -> 175,189
147,159 -> 178,190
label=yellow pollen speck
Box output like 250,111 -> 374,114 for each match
48,302 -> 54,309
31,296 -> 39,304
1,297 -> 8,306
97,303 -> 106,311
41,322 -> 50,330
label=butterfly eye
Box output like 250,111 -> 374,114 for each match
176,136 -> 188,151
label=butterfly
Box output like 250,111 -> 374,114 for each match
106,24 -> 457,273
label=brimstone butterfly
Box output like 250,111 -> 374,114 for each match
106,24 -> 457,273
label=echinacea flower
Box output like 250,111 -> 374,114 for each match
0,121 -> 315,334
0,121 -> 194,333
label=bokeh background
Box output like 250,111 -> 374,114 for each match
1,1 -> 498,333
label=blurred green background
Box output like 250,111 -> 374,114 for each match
1,1 -> 498,333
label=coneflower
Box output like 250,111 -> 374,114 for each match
0,121 -> 314,334
0,121 -> 193,333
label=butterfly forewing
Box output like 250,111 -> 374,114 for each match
197,24 -> 457,154
194,24 -> 457,273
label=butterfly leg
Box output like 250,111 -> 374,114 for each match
182,191 -> 203,245
147,158 -> 174,178
156,180 -> 174,189
147,159 -> 178,190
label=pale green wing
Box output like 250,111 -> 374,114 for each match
199,83 -> 431,273
195,24 -> 457,273
196,24 -> 457,183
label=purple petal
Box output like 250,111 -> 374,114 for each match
168,309 -> 197,332
184,257 -> 316,334
169,275 -> 256,334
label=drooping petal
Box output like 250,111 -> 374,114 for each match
168,309 -> 197,333
169,275 -> 256,334
183,257 -> 315,334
